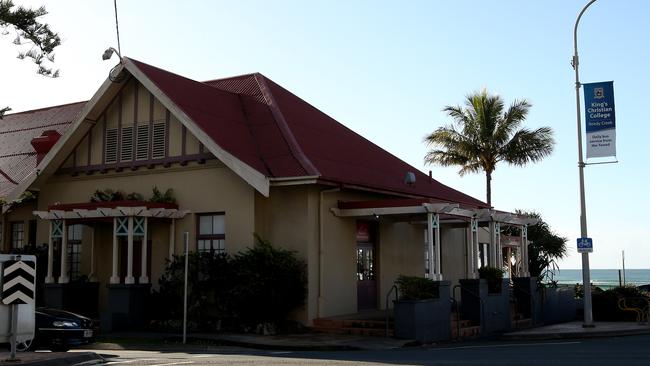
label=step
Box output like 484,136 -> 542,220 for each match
511,318 -> 533,329
451,319 -> 472,328
313,326 -> 394,337
451,325 -> 481,339
313,318 -> 391,330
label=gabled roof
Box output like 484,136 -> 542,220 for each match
1,58 -> 488,209
0,102 -> 84,197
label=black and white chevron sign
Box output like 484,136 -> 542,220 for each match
1,260 -> 36,305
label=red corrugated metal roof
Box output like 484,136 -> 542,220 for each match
0,102 -> 84,198
1,59 -> 487,209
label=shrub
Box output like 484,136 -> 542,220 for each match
592,286 -> 650,322
149,235 -> 307,333
230,235 -> 307,330
478,266 -> 505,293
396,275 -> 439,300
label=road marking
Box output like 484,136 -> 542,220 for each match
431,341 -> 581,350
105,359 -> 160,365
147,362 -> 194,366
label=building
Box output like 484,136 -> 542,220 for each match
0,58 -> 534,331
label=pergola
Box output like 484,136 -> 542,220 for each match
331,199 -> 537,280
33,201 -> 190,285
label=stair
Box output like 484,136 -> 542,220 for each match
450,313 -> 481,340
313,318 -> 394,337
510,303 -> 533,329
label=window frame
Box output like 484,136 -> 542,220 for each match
67,224 -> 83,280
10,221 -> 25,250
196,212 -> 226,254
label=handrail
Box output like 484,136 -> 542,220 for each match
452,285 -> 462,339
515,284 -> 536,323
453,284 -> 485,336
618,297 -> 650,324
385,284 -> 399,337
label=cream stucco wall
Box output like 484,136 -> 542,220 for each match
35,161 -> 255,293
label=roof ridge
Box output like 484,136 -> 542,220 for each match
0,101 -> 86,118
202,72 -> 260,84
254,74 -> 320,177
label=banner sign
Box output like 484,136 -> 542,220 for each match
583,81 -> 616,158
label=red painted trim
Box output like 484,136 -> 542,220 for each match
58,153 -> 214,175
164,109 -> 170,158
101,114 -> 107,164
181,125 -> 187,156
255,74 -> 320,176
117,94 -> 123,163
133,81 -> 139,169
48,200 -> 178,211
87,129 -> 92,166
148,92 -> 154,161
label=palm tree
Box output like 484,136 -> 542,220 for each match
424,90 -> 554,207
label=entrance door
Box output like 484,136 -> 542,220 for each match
356,221 -> 377,311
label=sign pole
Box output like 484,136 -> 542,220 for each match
9,304 -> 18,361
182,232 -> 189,344
572,0 -> 597,328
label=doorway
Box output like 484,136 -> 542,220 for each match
356,221 -> 377,311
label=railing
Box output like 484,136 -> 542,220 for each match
452,284 -> 485,338
385,284 -> 399,337
513,284 -> 536,324
617,297 -> 650,324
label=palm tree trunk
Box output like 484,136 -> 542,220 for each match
486,171 -> 492,207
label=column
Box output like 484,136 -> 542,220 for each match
125,216 -> 135,284
467,219 -> 476,278
110,217 -> 120,284
58,220 -> 69,284
169,218 -> 175,260
89,225 -> 96,282
471,218 -> 479,279
139,217 -> 149,284
45,220 -> 54,284
495,222 -> 502,269
426,213 -> 434,279
488,221 -> 496,268
522,225 -> 529,276
434,213 -> 442,281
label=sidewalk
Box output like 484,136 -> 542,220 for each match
89,331 -> 412,351
0,352 -> 103,366
502,321 -> 650,340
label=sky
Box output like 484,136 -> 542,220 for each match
1,1 -> 648,269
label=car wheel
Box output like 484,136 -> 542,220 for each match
16,338 -> 37,352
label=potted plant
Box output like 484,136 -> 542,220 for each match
478,266 -> 505,294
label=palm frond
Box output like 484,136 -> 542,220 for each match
499,127 -> 554,166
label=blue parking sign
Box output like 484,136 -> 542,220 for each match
577,237 -> 593,253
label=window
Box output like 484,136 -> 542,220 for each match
152,122 -> 166,159
136,124 -> 149,161
120,126 -> 134,161
105,128 -> 118,163
197,214 -> 225,254
11,222 -> 24,250
67,224 -> 83,280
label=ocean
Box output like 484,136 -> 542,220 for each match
550,269 -> 650,289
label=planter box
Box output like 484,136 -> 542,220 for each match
394,281 -> 451,342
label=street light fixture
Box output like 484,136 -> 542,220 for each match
102,47 -> 121,61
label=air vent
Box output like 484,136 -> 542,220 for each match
152,122 -> 165,159
105,128 -> 118,164
136,124 -> 149,161
120,126 -> 133,161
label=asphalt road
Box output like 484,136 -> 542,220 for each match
75,334 -> 650,366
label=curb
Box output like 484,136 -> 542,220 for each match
0,352 -> 104,366
501,328 -> 650,341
